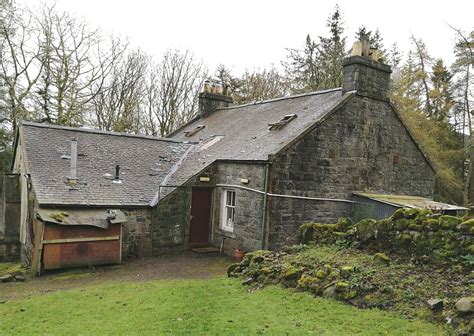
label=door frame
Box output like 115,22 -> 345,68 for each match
188,187 -> 214,245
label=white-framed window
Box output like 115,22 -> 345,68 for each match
221,189 -> 236,232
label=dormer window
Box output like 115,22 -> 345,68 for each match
184,125 -> 205,137
268,114 -> 297,130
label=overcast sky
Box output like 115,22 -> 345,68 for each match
19,0 -> 474,75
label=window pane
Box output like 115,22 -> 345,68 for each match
226,191 -> 231,206
222,190 -> 236,231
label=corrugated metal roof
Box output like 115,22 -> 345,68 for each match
37,208 -> 127,228
354,192 -> 468,211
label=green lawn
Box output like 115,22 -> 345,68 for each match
0,277 -> 447,335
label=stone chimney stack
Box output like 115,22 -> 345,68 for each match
198,80 -> 233,118
342,39 -> 392,100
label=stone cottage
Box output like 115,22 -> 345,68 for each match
5,52 -> 437,272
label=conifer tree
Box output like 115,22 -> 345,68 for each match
283,6 -> 347,93
430,59 -> 454,122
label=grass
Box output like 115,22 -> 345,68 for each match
0,277 -> 448,335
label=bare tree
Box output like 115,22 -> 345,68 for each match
35,5 -> 124,126
91,50 -> 148,133
0,2 -> 125,130
0,4 -> 43,132
232,67 -> 287,105
143,50 -> 207,136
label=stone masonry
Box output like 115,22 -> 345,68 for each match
152,187 -> 191,253
210,162 -> 266,254
121,208 -> 152,257
268,95 -> 435,249
342,56 -> 392,100
152,162 -> 266,254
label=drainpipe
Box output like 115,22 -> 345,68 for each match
150,186 -> 161,247
260,163 -> 270,249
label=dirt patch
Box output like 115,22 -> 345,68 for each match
0,252 -> 232,301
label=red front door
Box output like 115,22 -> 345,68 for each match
189,188 -> 212,244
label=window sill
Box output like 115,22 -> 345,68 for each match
215,228 -> 236,239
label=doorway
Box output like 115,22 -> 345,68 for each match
189,188 -> 212,244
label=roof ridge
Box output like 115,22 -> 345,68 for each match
220,88 -> 342,111
21,121 -> 185,144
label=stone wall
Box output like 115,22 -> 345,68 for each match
1,174 -> 22,261
269,95 -> 435,250
299,208 -> 473,264
342,56 -> 391,100
211,162 -> 266,254
267,198 -> 353,250
152,187 -> 191,253
121,208 -> 152,257
151,161 -> 266,254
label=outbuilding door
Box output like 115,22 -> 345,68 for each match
189,188 -> 212,244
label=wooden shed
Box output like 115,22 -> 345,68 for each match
32,209 -> 127,274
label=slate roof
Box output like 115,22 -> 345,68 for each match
19,122 -> 192,206
18,90 -> 349,206
159,89 -> 348,200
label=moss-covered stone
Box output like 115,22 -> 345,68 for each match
227,263 -> 240,277
415,208 -> 433,223
315,269 -> 327,279
398,233 -> 412,244
404,208 -> 419,219
297,274 -> 323,294
423,218 -> 439,230
336,217 -> 353,231
394,218 -> 409,231
341,290 -> 358,300
391,208 -> 406,221
439,215 -> 462,230
374,252 -> 390,263
335,281 -> 349,292
282,266 -> 301,281
458,219 -> 474,233
353,219 -> 377,241
340,266 -> 354,278
261,267 -> 272,275
333,231 -> 347,239
467,244 -> 474,254
298,223 -> 340,244
298,222 -> 316,244
375,219 -> 392,235
408,223 -> 423,231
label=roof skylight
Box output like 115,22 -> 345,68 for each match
268,114 -> 297,130
184,125 -> 205,137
